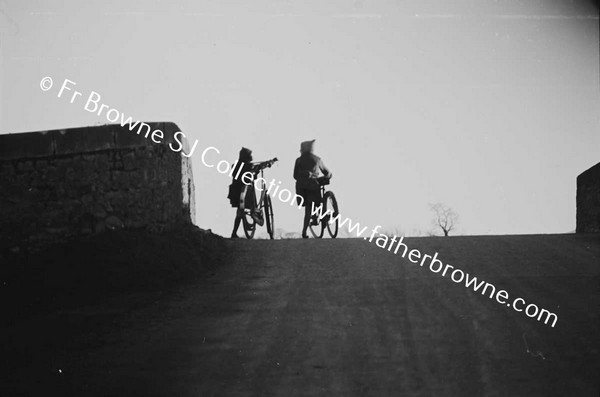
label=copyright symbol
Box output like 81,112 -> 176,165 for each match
40,76 -> 53,91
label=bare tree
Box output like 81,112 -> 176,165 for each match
429,203 -> 458,237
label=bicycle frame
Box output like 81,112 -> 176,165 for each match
308,177 -> 339,239
240,169 -> 267,213
239,158 -> 277,239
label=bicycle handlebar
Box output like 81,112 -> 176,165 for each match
316,176 -> 331,186
253,158 -> 278,171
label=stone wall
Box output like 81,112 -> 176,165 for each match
0,122 -> 195,251
576,162 -> 600,233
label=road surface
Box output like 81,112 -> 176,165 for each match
2,234 -> 599,396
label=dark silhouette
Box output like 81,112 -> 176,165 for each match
430,203 -> 458,237
576,162 -> 600,233
228,147 -> 254,238
293,140 -> 332,238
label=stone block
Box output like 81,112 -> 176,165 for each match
0,131 -> 55,160
1,122 -> 195,251
576,162 -> 600,233
113,123 -> 156,149
52,127 -> 115,155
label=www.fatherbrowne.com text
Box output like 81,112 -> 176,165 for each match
310,202 -> 558,328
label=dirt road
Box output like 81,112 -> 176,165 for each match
2,234 -> 599,396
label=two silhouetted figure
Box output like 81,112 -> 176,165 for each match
228,140 -> 332,239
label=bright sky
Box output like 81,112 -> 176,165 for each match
1,0 -> 599,237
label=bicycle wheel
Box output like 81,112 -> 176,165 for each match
308,201 -> 325,239
241,186 -> 256,239
265,194 -> 275,239
324,191 -> 339,238
243,212 -> 256,239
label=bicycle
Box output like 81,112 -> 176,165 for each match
308,176 -> 339,238
239,158 -> 278,239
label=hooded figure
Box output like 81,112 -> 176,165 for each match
293,139 -> 332,238
300,139 -> 315,154
229,147 -> 254,238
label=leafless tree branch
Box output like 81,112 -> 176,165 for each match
429,203 -> 459,237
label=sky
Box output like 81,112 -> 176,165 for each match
1,0 -> 599,237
